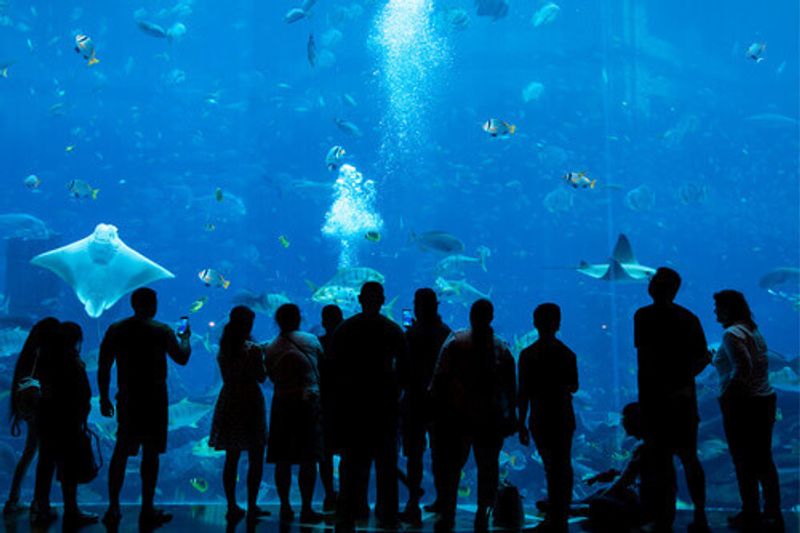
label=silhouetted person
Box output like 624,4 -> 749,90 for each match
209,306 -> 270,523
263,303 -> 324,524
33,322 -> 98,526
634,268 -> 709,532
430,299 -> 516,531
582,402 -> 650,532
98,287 -> 191,528
331,282 -> 408,528
518,303 -> 577,532
318,304 -> 344,512
5,317 -> 60,517
400,288 -> 452,525
712,290 -> 783,532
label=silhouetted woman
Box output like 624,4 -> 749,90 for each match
263,303 -> 324,524
712,290 -> 782,531
33,321 -> 97,526
430,299 -> 517,531
4,317 -> 60,516
209,306 -> 270,523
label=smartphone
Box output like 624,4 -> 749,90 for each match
177,316 -> 189,335
402,308 -> 413,328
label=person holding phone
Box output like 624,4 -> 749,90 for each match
399,289 -> 451,525
97,288 -> 191,529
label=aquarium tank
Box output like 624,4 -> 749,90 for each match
0,0 -> 797,513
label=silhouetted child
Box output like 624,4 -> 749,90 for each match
582,402 -> 650,532
518,303 -> 578,533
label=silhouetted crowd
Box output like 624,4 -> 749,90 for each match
4,267 -> 785,533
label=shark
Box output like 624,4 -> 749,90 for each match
30,223 -> 174,318
576,234 -> 656,282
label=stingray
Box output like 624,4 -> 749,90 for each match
30,223 -> 174,318
576,234 -> 656,282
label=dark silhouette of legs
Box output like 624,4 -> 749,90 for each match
533,426 -> 573,529
247,447 -> 265,514
32,447 -> 55,510
104,442 -> 127,523
276,462 -> 292,515
299,462 -> 317,515
319,454 -> 335,504
141,445 -> 160,513
473,436 -> 502,530
223,450 -> 242,511
6,421 -> 37,507
754,395 -> 781,516
678,449 -> 707,525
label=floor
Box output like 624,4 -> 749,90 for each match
2,505 -> 797,532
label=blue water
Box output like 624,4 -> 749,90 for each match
0,0 -> 797,509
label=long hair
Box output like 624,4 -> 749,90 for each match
219,306 -> 255,358
10,317 -> 60,426
714,290 -> 757,330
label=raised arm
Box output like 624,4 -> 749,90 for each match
167,325 -> 191,366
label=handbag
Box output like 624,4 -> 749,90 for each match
492,481 -> 524,529
15,349 -> 42,423
74,424 -> 103,485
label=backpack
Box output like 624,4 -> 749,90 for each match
492,481 -> 524,529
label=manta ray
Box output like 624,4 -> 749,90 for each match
30,223 -> 174,317
577,234 -> 656,282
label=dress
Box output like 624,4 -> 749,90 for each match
264,331 -> 324,464
209,343 -> 267,450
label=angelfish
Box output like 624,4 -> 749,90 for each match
74,34 -> 100,66
325,145 -> 346,170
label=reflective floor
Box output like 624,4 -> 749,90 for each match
2,505 -> 797,532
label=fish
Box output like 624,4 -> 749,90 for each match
475,0 -> 509,20
191,436 -> 224,458
278,235 -> 291,248
698,438 -> 728,461
365,230 -> 381,243
759,268 -> 800,291
325,145 -> 346,171
342,93 -> 358,108
435,277 -> 491,307
564,172 -> 596,189
189,477 -> 208,493
168,398 -> 213,431
436,247 -> 490,276
189,297 -> 208,313
301,0 -> 317,11
214,187 -> 224,202
0,62 -> 11,79
746,42 -> 766,63
512,329 -> 539,358
334,118 -> 362,137
574,234 -> 656,282
136,20 -> 168,39
482,118 -> 516,137
411,231 -> 465,254
198,269 -> 231,289
445,8 -> 470,30
624,184 -> 655,212
167,22 -> 187,41
65,145 -> 76,153
324,267 -> 386,289
284,8 -> 306,23
30,223 -> 175,318
309,284 -> 359,310
0,213 -> 52,240
74,33 -> 99,66
769,366 -> 799,394
499,449 -> 527,471
0,327 -> 29,357
307,33 -> 316,67
233,290 -> 291,317
67,179 -> 99,199
532,2 -> 560,27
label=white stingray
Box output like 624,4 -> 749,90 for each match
577,234 -> 656,282
30,223 -> 174,317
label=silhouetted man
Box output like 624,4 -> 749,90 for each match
400,289 -> 452,525
430,299 -> 516,531
331,282 -> 408,528
518,303 -> 578,533
318,304 -> 344,512
634,268 -> 710,532
98,288 -> 191,528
